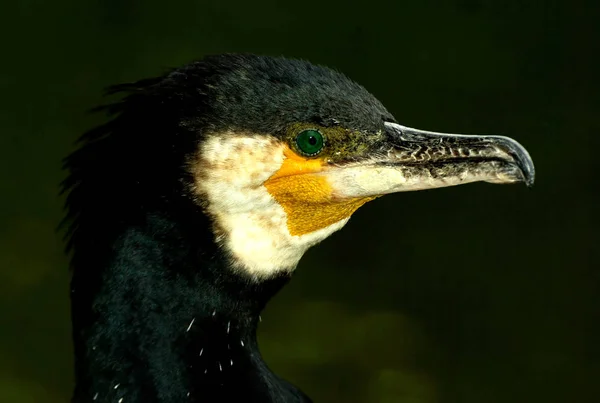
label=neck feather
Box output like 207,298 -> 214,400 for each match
69,209 -> 310,403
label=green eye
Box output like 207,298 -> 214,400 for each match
295,129 -> 325,157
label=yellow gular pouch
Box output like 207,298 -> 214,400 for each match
264,146 -> 376,236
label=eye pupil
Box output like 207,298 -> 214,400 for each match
295,129 -> 325,156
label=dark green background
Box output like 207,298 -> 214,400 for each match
1,0 -> 598,402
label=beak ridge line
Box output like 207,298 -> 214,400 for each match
384,122 -> 535,187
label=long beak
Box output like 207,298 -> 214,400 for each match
326,122 -> 535,199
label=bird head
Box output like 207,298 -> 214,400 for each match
64,54 -> 534,281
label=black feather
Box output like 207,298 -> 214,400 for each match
62,54 -> 394,402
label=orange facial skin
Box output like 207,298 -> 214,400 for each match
264,146 -> 375,236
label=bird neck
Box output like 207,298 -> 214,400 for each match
70,209 -> 307,402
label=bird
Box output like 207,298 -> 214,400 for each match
61,53 -> 535,403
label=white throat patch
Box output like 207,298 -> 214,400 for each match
189,134 -> 348,279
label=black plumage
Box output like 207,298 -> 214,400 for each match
62,54 -> 395,403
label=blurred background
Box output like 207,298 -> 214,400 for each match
1,0 -> 599,402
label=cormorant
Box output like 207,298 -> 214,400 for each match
62,54 -> 534,403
